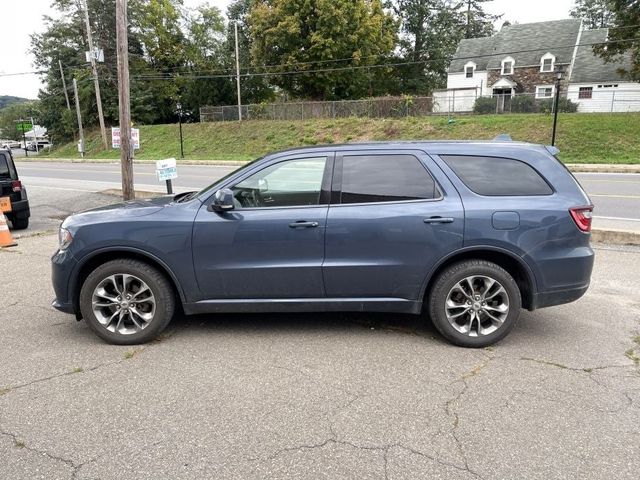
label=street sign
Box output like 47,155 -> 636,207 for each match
156,158 -> 178,182
111,127 -> 140,150
15,121 -> 33,134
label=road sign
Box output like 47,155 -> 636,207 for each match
15,121 -> 33,134
111,127 -> 140,150
156,158 -> 178,182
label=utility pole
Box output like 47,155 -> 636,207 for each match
30,116 -> 39,154
82,0 -> 108,149
72,78 -> 85,158
58,60 -> 71,110
234,21 -> 242,121
116,0 -> 134,200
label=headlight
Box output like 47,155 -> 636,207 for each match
58,227 -> 73,251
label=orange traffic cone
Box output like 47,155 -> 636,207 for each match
0,214 -> 17,248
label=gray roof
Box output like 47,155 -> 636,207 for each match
571,29 -> 631,83
450,19 -> 582,73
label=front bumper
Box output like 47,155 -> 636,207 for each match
51,248 -> 79,316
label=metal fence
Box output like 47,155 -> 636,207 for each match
200,97 -> 434,122
432,89 -> 640,115
200,90 -> 640,122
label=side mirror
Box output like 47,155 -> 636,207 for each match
210,188 -> 235,212
258,178 -> 269,193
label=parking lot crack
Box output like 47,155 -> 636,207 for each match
443,353 -> 494,479
0,428 -> 78,477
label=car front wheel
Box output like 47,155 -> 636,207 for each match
428,260 -> 521,348
79,259 -> 175,345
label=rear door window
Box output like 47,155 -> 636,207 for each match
339,154 -> 439,204
441,155 -> 552,196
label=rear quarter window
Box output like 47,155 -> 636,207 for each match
441,155 -> 553,196
0,153 -> 11,177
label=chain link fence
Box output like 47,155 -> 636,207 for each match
200,90 -> 640,122
200,97 -> 434,122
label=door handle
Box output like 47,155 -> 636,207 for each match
289,221 -> 319,229
424,217 -> 454,224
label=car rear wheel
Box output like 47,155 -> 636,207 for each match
79,259 -> 175,345
428,260 -> 521,348
10,215 -> 28,230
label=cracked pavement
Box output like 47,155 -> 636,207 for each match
1,188 -> 639,479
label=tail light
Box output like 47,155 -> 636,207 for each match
569,206 -> 594,232
11,180 -> 22,192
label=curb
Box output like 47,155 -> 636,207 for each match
591,228 -> 640,246
566,164 -> 640,174
20,158 -> 248,166
20,158 -> 640,172
100,189 -> 168,199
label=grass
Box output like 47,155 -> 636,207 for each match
41,113 -> 640,164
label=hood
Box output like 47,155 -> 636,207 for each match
63,195 -> 175,228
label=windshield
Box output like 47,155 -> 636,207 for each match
196,156 -> 265,198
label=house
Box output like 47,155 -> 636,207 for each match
433,19 -> 640,113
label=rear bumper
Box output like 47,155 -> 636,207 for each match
531,284 -> 590,310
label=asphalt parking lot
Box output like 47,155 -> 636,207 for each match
1,187 -> 639,479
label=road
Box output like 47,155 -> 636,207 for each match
15,161 -> 640,231
1,184 -> 639,479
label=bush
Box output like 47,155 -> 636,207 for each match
473,97 -> 498,114
538,98 -> 578,114
510,95 -> 536,113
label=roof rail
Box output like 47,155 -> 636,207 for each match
493,134 -> 513,142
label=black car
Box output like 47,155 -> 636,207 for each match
0,149 -> 30,229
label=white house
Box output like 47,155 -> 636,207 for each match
434,19 -> 640,113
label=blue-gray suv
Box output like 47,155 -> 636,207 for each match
52,140 -> 594,347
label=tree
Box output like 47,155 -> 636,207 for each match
226,0 -> 274,105
570,0 -> 614,29
248,0 -> 398,100
393,0 -> 464,94
595,0 -> 640,81
458,0 -> 498,39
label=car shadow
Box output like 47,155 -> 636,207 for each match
163,310 -> 443,342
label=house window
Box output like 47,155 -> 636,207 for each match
536,85 -> 554,98
540,53 -> 556,73
464,61 -> 476,79
579,87 -> 593,99
501,57 -> 514,75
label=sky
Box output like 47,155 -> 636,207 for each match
0,0 -> 576,99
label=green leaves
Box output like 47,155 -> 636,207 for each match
248,0 -> 397,100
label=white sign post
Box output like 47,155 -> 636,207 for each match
156,158 -> 178,194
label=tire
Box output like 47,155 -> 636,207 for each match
428,260 -> 521,348
79,259 -> 175,345
10,216 -> 28,230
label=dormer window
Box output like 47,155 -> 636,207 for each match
501,57 -> 514,75
464,61 -> 476,78
540,53 -> 556,73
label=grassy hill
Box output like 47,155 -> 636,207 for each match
44,112 -> 640,164
0,95 -> 30,110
